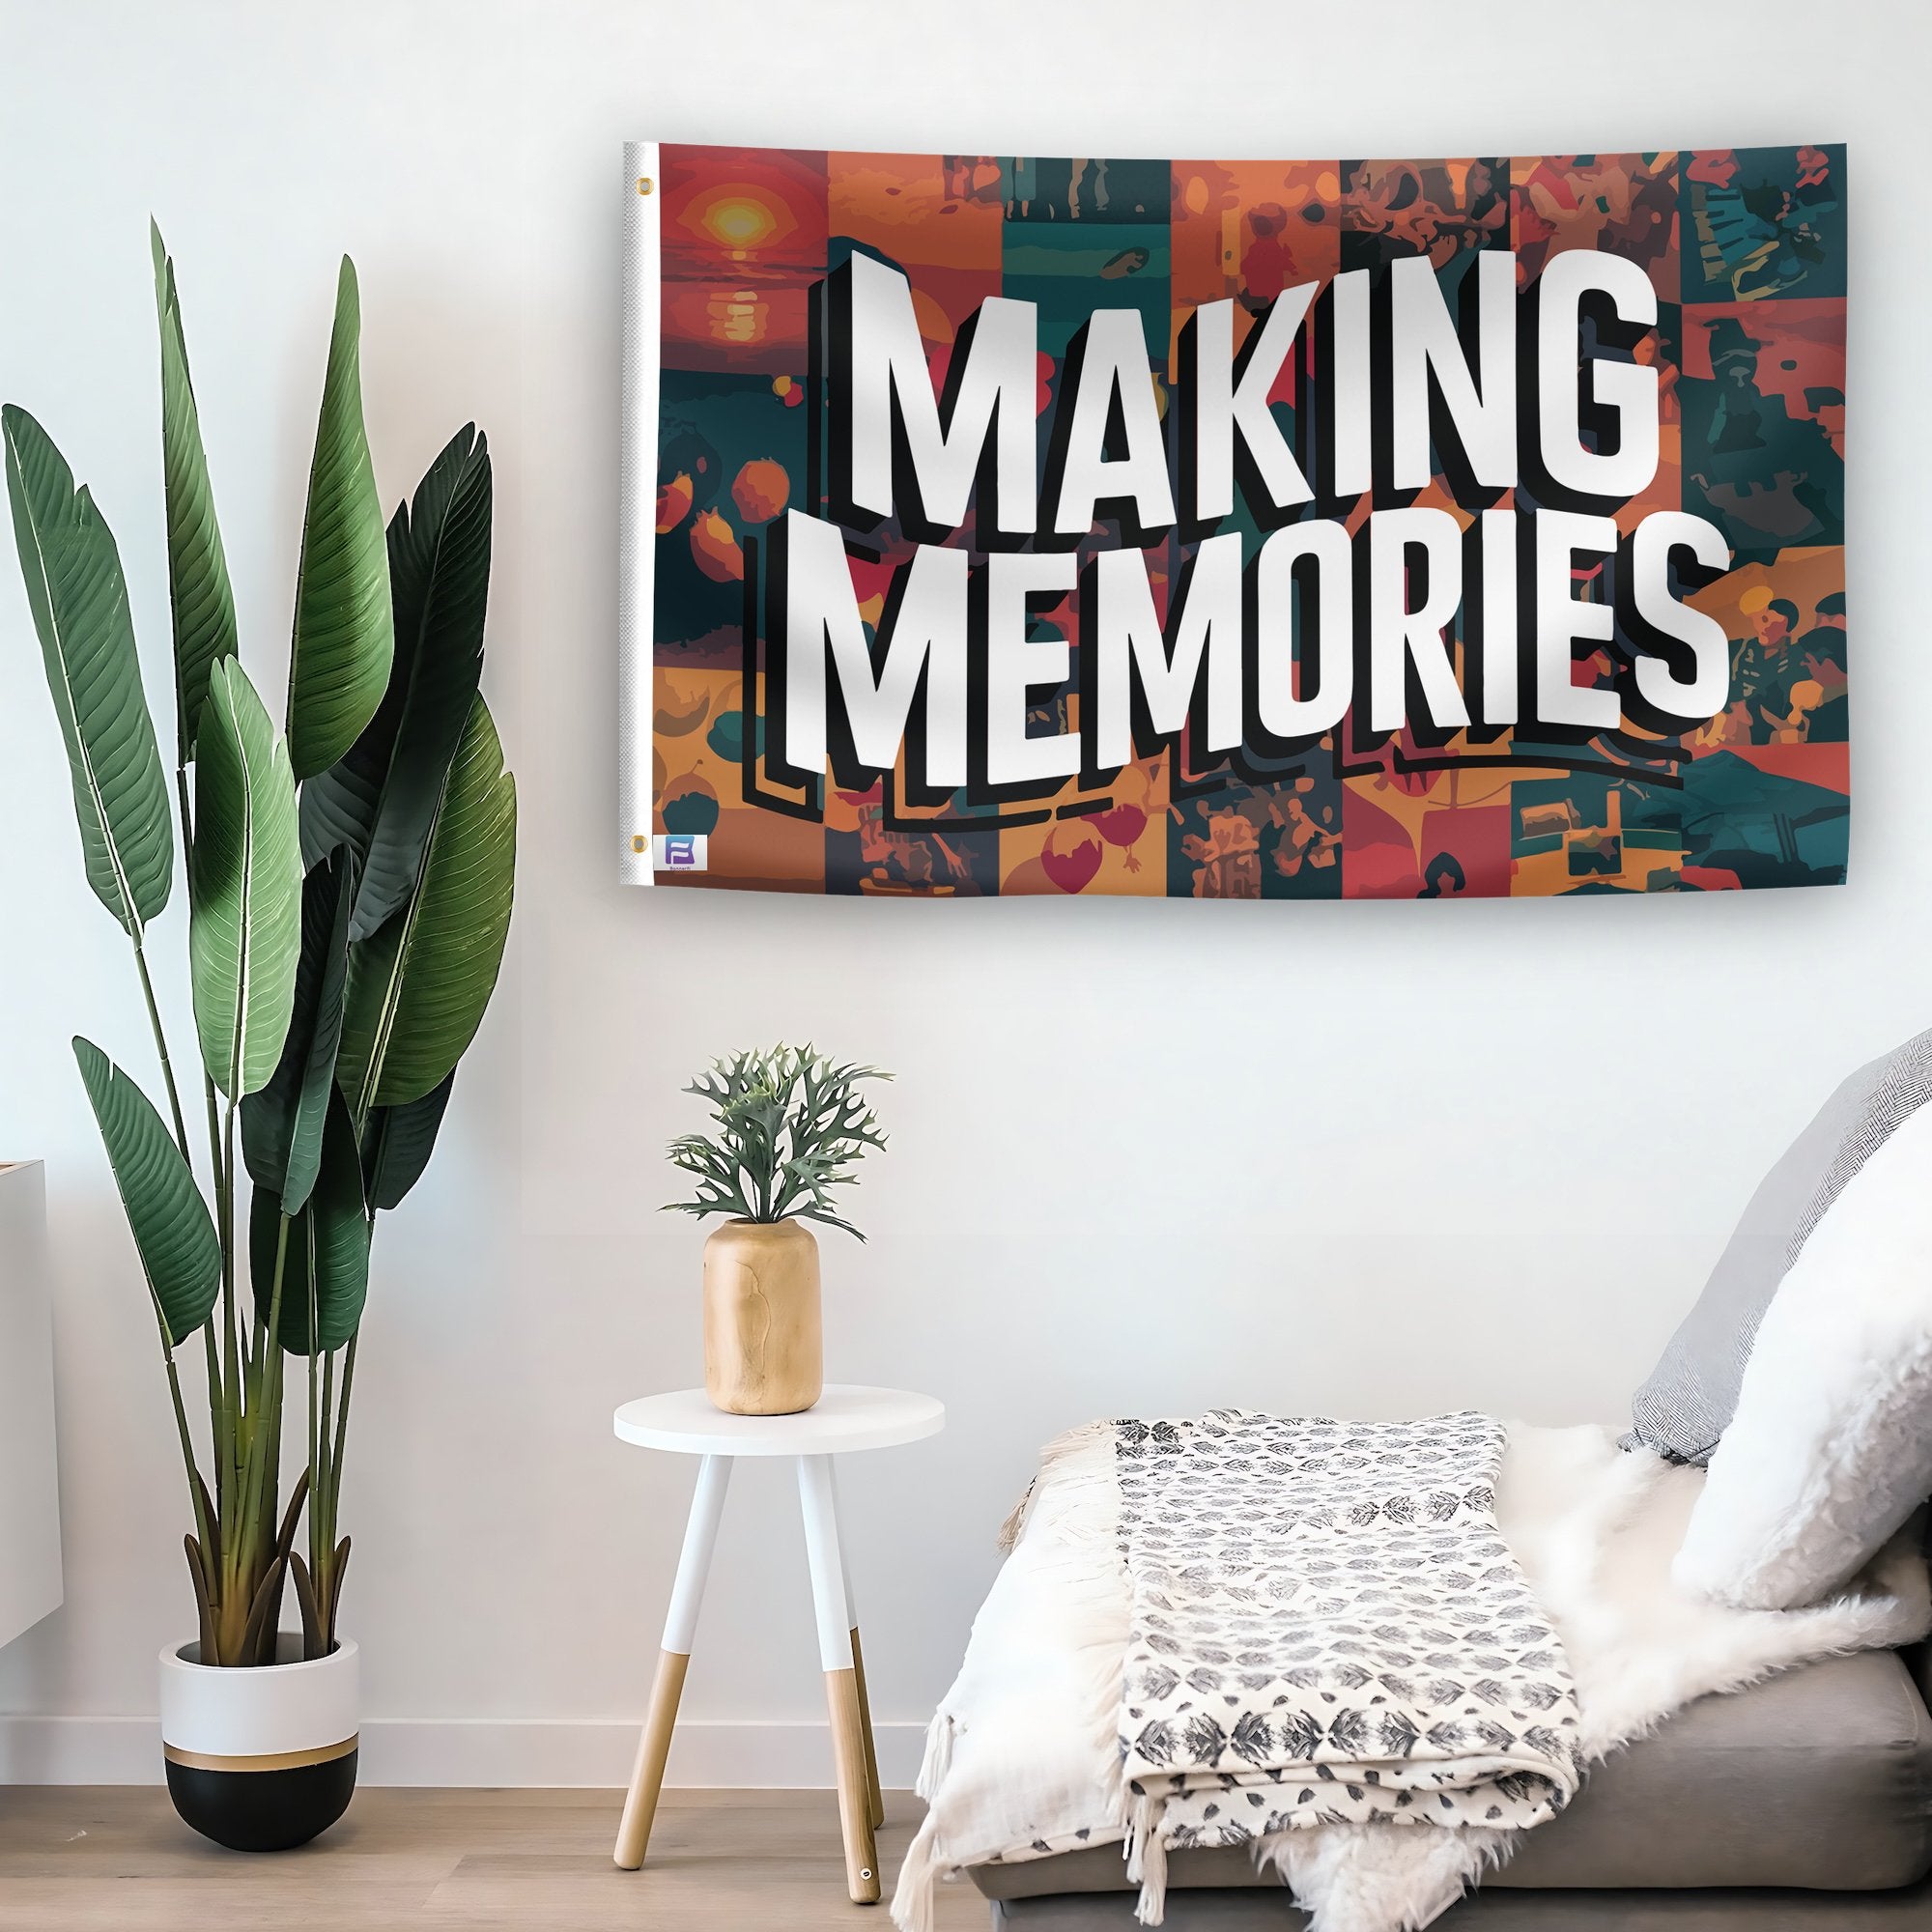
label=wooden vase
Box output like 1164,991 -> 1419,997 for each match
702,1218 -> 823,1415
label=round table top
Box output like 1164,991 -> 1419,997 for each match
612,1384 -> 945,1457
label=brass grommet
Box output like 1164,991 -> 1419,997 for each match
637,176 -> 653,196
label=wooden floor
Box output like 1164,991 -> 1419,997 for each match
0,1787 -> 986,1931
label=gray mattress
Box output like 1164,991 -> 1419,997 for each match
969,1649 -> 1932,1921
987,1882 -> 1932,1928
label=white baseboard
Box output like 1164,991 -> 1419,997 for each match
0,1715 -> 928,1788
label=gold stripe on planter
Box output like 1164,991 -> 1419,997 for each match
163,1735 -> 358,1774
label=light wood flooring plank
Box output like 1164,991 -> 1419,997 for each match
0,1786 -> 984,1931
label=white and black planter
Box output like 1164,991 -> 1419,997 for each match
159,1635 -> 358,1852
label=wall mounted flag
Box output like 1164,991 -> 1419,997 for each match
619,142 -> 1848,898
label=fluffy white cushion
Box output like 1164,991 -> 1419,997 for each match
1674,1099 -> 1932,1610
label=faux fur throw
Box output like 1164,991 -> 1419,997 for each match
1112,1412 -> 1580,1918
895,1420 -> 1932,1932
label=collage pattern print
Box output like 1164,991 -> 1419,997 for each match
650,147 -> 1848,897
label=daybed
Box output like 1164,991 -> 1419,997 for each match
904,1028 -> 1932,1932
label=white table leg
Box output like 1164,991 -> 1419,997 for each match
613,1454 -> 732,1869
798,1454 -> 880,1903
828,1461 -> 884,1830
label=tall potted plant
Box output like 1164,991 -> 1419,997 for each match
3,226 -> 515,1851
665,1045 -> 888,1415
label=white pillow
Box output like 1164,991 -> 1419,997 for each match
1673,1096 -> 1932,1610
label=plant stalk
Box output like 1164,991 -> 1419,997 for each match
129,937 -> 190,1169
330,1333 -> 356,1518
198,1071 -> 227,1504
310,1342 -> 340,1652
219,1097 -> 242,1525
213,1211 -> 288,1662
162,1350 -> 213,1569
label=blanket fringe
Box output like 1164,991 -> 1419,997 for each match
890,1811 -> 943,1932
995,1488 -> 1032,1554
999,1419 -> 1115,1552
914,1711 -> 953,1804
1123,1790 -> 1169,1926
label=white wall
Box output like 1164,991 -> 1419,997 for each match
0,0 -> 1924,1786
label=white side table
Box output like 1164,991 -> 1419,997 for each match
611,1384 -> 945,1903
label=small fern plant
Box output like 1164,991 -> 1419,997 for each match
665,1045 -> 889,1239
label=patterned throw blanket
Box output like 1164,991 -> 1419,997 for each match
1114,1411 -> 1583,1918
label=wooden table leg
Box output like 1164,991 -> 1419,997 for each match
798,1454 -> 880,1904
848,1625 -> 885,1831
827,1462 -> 884,1830
614,1454 -> 732,1869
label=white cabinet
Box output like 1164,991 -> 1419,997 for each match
0,1162 -> 62,1648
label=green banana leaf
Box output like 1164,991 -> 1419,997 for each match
360,1070 -> 455,1212
250,1087 -> 369,1355
300,425 -> 491,940
338,695 -> 515,1115
190,658 -> 302,1099
287,258 -> 392,781
151,223 -> 238,764
73,1037 -> 219,1348
242,848 -> 355,1214
3,405 -> 174,936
